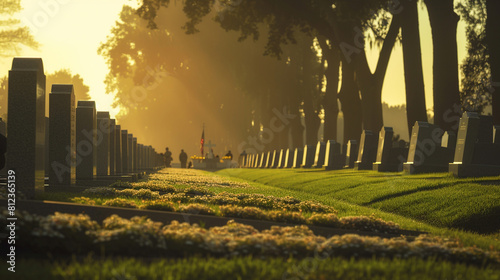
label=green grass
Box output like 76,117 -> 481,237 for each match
36,168 -> 500,250
216,168 -> 500,249
2,256 -> 499,280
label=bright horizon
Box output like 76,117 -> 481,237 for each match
0,1 -> 466,120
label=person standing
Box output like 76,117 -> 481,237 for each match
164,147 -> 172,167
179,149 -> 188,168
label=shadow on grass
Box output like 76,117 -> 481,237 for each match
362,183 -> 452,206
451,206 -> 500,234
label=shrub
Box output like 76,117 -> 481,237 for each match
83,187 -> 116,197
140,200 -> 176,212
103,198 -> 137,208
183,186 -> 215,196
267,211 -> 307,224
308,213 -> 341,228
220,205 -> 265,220
109,181 -> 133,188
71,197 -> 96,206
178,204 -> 216,216
340,215 -> 400,233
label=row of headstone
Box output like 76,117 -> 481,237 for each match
5,58 -> 164,198
242,112 -> 500,178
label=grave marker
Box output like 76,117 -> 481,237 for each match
283,149 -> 294,168
403,122 -> 454,174
323,140 -> 343,170
48,84 -> 75,186
354,130 -> 378,170
313,141 -> 326,168
292,148 -> 304,168
121,130 -> 129,173
96,112 -> 110,176
7,58 -> 46,198
115,125 -> 122,174
301,145 -> 316,168
449,112 -> 500,177
75,100 -> 96,180
344,140 -> 358,168
109,119 -> 116,175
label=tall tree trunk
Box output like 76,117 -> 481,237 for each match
289,97 -> 304,149
320,41 -> 340,142
338,62 -> 362,143
303,93 -> 321,145
424,0 -> 461,131
401,0 -> 427,135
351,15 -> 401,133
486,0 -> 500,125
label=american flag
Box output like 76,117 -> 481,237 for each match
200,125 -> 205,156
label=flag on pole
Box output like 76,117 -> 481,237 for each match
200,124 -> 205,156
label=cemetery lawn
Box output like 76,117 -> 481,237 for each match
3,256 -> 500,280
11,168 -> 498,279
217,168 -> 500,249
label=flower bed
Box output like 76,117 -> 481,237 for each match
1,210 -> 498,267
75,187 -> 401,233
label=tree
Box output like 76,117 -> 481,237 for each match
0,0 -> 39,57
99,5 -> 305,154
46,69 -> 91,116
423,0 -> 461,131
137,0 -> 405,144
401,0 -> 427,134
0,69 -> 90,119
456,0 -> 491,114
485,0 -> 500,124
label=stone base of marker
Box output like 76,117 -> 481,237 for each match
449,163 -> 500,178
403,146 -> 453,174
354,161 -> 373,170
373,147 -> 408,172
403,162 -> 449,174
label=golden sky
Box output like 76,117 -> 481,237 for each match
0,0 -> 466,119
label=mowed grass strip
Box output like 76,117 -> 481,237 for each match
4,256 -> 499,280
217,169 -> 500,247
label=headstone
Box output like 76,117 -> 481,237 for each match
323,140 -> 343,170
0,118 -> 7,174
354,130 -> 378,170
292,148 -> 304,168
373,127 -> 408,172
137,144 -> 143,170
144,144 -> 149,170
109,119 -> 116,175
48,85 -> 75,186
403,122 -> 454,174
442,131 -> 457,149
301,145 -> 316,168
344,140 -> 358,168
96,112 -> 110,176
265,151 -> 272,168
270,150 -> 279,168
45,117 -> 50,178
449,112 -> 500,177
259,152 -> 268,168
277,149 -> 286,168
283,149 -> 294,168
494,126 -> 500,144
121,130 -> 129,173
127,133 -> 133,172
7,58 -> 46,198
114,125 -> 122,174
313,141 -> 326,168
132,137 -> 137,172
75,100 -> 96,180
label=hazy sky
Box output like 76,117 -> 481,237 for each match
0,0 -> 466,119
